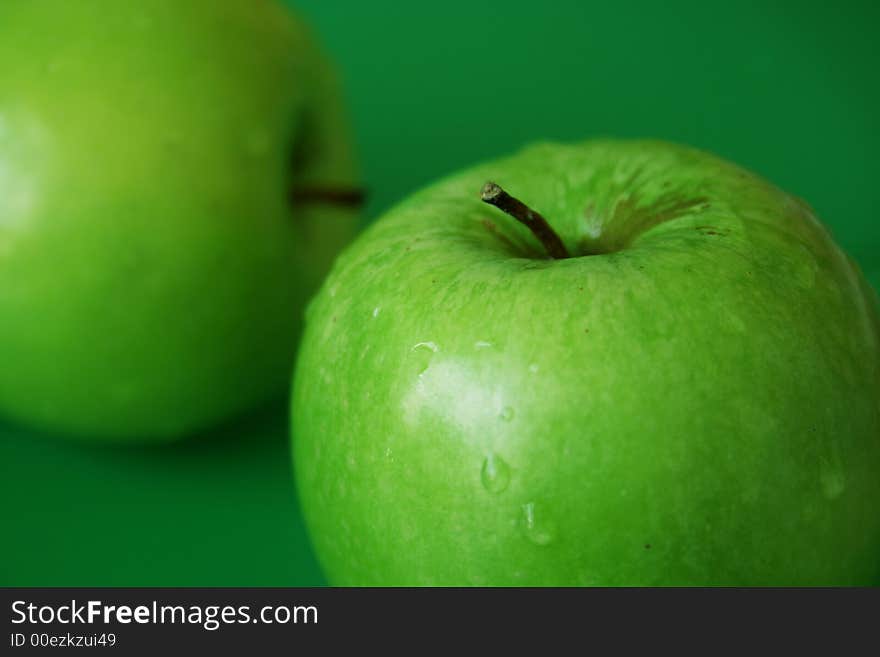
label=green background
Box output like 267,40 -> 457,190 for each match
2,0 -> 878,586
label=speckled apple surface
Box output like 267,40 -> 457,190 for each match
293,140 -> 880,586
0,0 -> 358,440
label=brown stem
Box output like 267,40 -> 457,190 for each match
290,185 -> 367,208
480,182 -> 569,259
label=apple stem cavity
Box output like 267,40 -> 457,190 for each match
480,182 -> 569,259
290,185 -> 366,208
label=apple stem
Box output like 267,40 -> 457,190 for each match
480,182 -> 569,259
290,185 -> 366,208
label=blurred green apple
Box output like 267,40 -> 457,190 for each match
293,140 -> 880,585
0,0 -> 359,440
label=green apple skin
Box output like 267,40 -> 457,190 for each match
292,140 -> 880,586
0,0 -> 358,439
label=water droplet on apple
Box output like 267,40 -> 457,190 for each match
412,341 -> 438,353
480,454 -> 510,494
411,342 -> 438,375
528,363 -> 539,374
520,502 -> 556,546
474,340 -> 492,349
499,406 -> 514,422
372,306 -> 381,318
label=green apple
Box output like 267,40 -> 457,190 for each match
0,0 -> 359,439
292,139 -> 880,586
